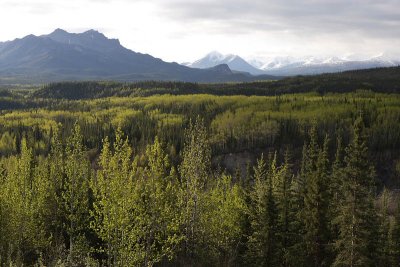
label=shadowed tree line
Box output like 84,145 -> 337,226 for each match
24,66 -> 400,100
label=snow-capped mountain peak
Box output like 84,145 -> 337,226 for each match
204,51 -> 226,62
258,54 -> 399,75
188,51 -> 266,75
186,51 -> 399,76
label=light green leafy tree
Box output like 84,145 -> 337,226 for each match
131,136 -> 184,266
179,117 -> 211,263
63,124 -> 91,266
91,128 -> 134,266
202,174 -> 246,265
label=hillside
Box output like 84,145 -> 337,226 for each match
31,66 -> 400,99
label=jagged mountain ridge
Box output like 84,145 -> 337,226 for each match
0,29 -> 277,84
188,51 -> 400,76
185,51 -> 265,75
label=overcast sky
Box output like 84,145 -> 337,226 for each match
1,0 -> 399,62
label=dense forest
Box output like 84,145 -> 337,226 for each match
0,73 -> 400,266
11,66 -> 399,100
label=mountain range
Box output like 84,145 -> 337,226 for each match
0,29 -> 398,84
0,29 -> 276,84
186,52 -> 400,76
183,51 -> 266,75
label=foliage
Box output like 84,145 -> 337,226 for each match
0,82 -> 399,265
31,67 -> 400,100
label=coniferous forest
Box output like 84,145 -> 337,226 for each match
0,76 -> 400,266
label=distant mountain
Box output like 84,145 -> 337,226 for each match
189,51 -> 400,76
2,30 -> 394,84
0,29 -> 277,84
186,51 -> 266,75
248,54 -> 400,76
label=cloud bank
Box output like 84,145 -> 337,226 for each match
0,0 -> 399,61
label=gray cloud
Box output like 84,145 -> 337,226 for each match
154,0 -> 400,40
2,0 -> 57,14
1,0 -> 398,60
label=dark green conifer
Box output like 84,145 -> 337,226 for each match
333,117 -> 378,267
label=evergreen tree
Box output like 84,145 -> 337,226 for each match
237,160 -> 254,265
377,188 -> 391,266
327,136 -> 346,263
286,145 -> 308,267
390,196 -> 400,266
274,149 -> 295,266
333,117 -> 378,267
247,154 -> 279,267
303,127 -> 331,266
330,137 -> 344,223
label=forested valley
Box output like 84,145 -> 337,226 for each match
0,73 -> 400,266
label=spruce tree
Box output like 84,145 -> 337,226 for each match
330,137 -> 344,222
286,144 -> 308,267
247,154 -> 279,267
377,188 -> 391,266
303,126 -> 331,266
275,149 -> 295,266
333,117 -> 378,267
390,195 -> 400,267
328,136 -> 346,262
